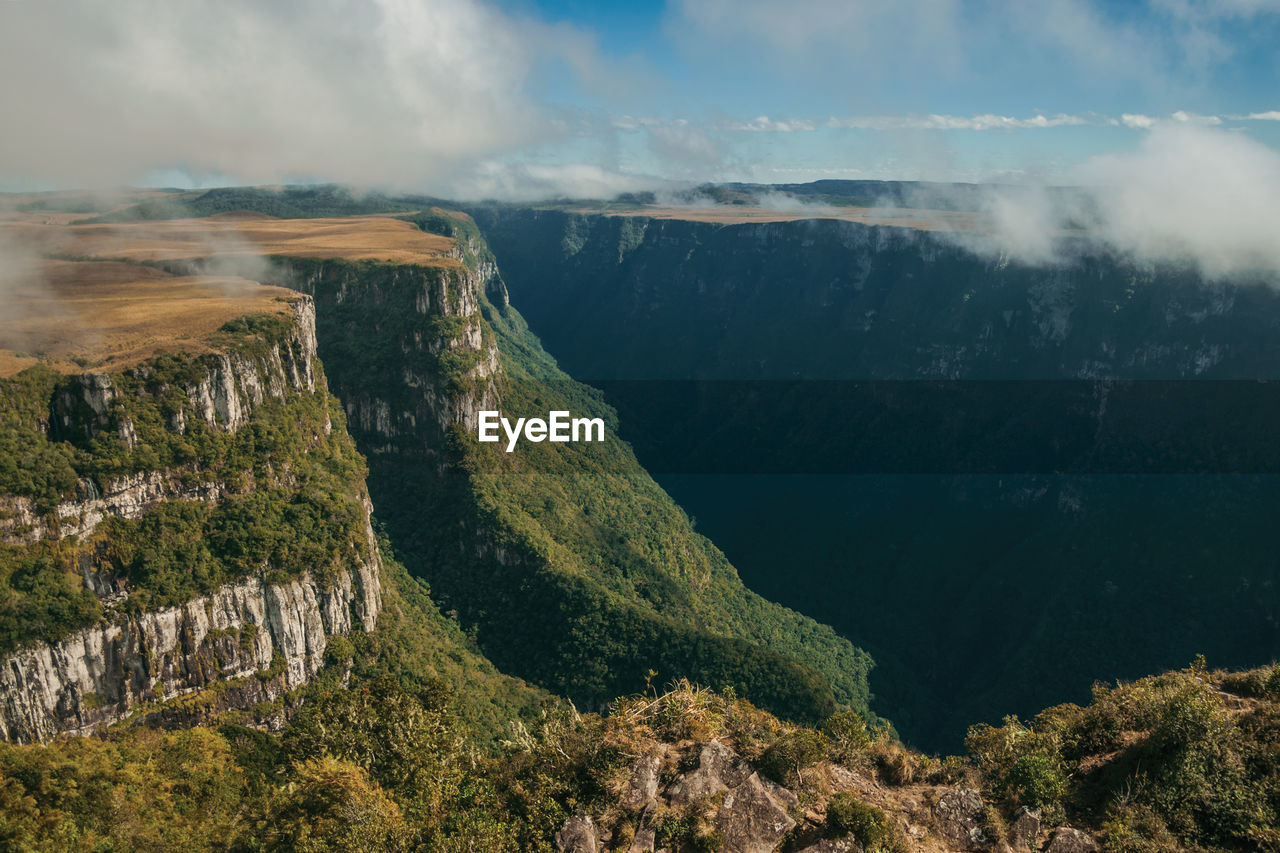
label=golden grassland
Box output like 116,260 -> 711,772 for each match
591,204 -> 988,231
0,210 -> 463,375
0,213 -> 460,267
0,259 -> 298,378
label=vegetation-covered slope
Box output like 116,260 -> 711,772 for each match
4,661 -> 1280,852
470,207 -> 1280,752
284,242 -> 876,725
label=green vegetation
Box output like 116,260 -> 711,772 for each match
0,312 -> 373,652
825,794 -> 908,852
472,205 -> 1280,756
77,184 -> 420,224
968,662 -> 1280,852
281,249 -> 875,726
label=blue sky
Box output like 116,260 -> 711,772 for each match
1,0 -> 1279,194
481,0 -> 1280,186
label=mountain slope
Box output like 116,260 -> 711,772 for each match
469,207 -> 1280,751
277,213 -> 876,723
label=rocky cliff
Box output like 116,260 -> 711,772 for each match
470,208 -> 1280,381
0,297 -> 382,742
468,207 -> 1280,752
269,219 -> 875,726
0,555 -> 380,743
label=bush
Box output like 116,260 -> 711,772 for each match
1003,752 -> 1067,813
825,794 -> 906,852
758,728 -> 829,785
262,756 -> 410,852
824,710 -> 872,764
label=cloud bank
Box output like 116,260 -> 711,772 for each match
0,0 -> 563,188
950,124 -> 1280,278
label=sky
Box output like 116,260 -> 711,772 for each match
1,0 -> 1279,197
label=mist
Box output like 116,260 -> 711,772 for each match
0,0 -> 560,189
907,124 -> 1280,280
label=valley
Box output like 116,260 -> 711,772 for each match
472,204 -> 1280,753
0,186 -> 1277,851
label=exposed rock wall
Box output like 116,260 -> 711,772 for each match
0,471 -> 229,546
291,258 -> 503,445
0,555 -> 381,743
2,299 -> 323,547
0,297 -> 383,743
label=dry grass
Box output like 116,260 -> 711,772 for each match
0,259 -> 298,377
0,209 -> 460,377
0,213 -> 460,268
591,205 -> 988,232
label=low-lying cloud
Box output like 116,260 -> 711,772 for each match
940,124 -> 1280,278
0,0 -> 570,189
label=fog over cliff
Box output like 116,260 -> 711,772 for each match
956,123 -> 1280,279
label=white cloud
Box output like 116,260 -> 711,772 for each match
825,113 -> 1091,131
728,117 -> 820,133
442,161 -> 667,201
947,124 -> 1280,278
1122,114 -> 1158,129
1237,111 -> 1280,121
0,0 -> 592,189
1171,110 -> 1223,125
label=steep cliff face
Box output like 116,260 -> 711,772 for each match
467,207 -> 1280,752
0,555 -> 380,744
274,224 -> 875,725
286,256 -> 502,449
471,208 -> 1280,381
0,297 -> 382,742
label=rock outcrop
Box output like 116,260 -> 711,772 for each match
2,299 -> 321,547
933,788 -> 988,849
0,557 -> 381,743
0,470 -> 229,546
0,297 -> 384,743
1046,827 -> 1099,853
716,772 -> 798,853
291,258 -> 502,447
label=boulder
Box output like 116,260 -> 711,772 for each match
716,772 -> 797,853
667,740 -> 751,805
1046,827 -> 1099,853
621,754 -> 662,810
626,826 -> 656,852
1010,807 -> 1041,849
555,812 -> 599,853
933,788 -> 987,849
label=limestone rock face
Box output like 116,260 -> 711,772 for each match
1,299 -> 321,548
933,788 -> 987,849
183,300 -> 317,430
297,260 -> 503,448
1046,826 -> 1099,853
715,772 -> 797,853
620,754 -> 662,811
555,812 -> 600,853
0,557 -> 381,743
0,472 -> 229,546
0,297 -> 385,743
667,739 -> 752,805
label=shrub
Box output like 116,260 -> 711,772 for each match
825,794 -> 907,853
824,710 -> 872,764
758,728 -> 829,785
262,756 -> 410,852
1003,752 -> 1067,813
